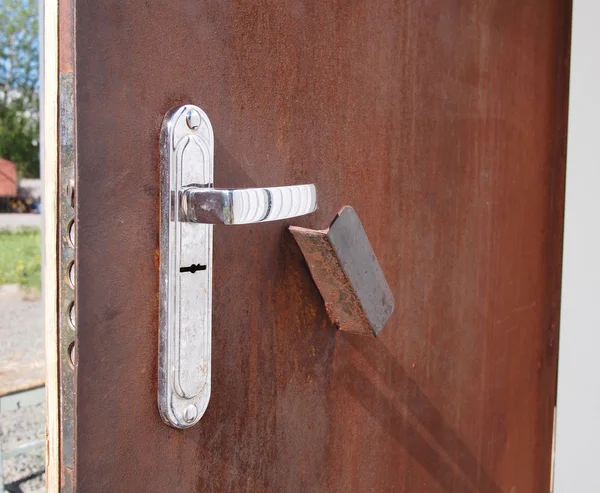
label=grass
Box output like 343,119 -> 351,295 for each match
0,228 -> 41,289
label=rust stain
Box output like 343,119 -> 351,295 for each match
153,248 -> 160,272
58,0 -> 74,73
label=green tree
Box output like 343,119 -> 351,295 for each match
0,0 -> 39,178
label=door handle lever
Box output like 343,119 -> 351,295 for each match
180,184 -> 317,225
159,104 -> 317,428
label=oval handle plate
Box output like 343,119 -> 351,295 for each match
158,105 -> 317,428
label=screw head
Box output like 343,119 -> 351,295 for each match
183,404 -> 198,423
185,109 -> 201,130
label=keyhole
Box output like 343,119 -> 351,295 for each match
180,264 -> 207,274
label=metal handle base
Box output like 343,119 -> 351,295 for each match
181,184 -> 317,225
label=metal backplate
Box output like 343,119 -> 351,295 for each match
159,105 -> 213,428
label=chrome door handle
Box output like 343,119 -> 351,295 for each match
158,104 -> 317,429
180,184 -> 317,225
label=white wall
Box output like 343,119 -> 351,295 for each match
553,1 -> 600,491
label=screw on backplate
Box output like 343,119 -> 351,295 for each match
186,109 -> 201,130
183,404 -> 198,423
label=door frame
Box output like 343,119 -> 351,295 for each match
552,1 -> 600,491
41,0 -> 59,491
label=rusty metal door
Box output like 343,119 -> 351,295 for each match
55,1 -> 571,491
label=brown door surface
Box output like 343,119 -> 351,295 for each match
59,1 -> 570,491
